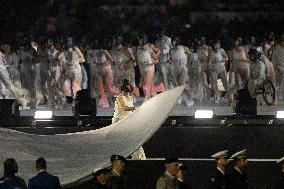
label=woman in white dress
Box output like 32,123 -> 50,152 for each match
112,79 -> 145,160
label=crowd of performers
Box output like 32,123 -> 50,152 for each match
1,31 -> 284,109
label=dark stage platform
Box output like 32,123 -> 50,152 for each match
1,103 -> 284,128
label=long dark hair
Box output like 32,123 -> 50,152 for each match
2,158 -> 18,179
120,79 -> 133,93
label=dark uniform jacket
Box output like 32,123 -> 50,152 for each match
28,171 -> 61,189
177,179 -> 192,189
156,172 -> 179,189
107,170 -> 127,189
227,167 -> 248,189
276,171 -> 284,189
209,168 -> 228,189
91,180 -> 110,189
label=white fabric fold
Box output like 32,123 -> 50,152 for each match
0,85 -> 185,184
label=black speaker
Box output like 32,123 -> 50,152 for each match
0,99 -> 20,118
75,89 -> 97,117
235,89 -> 257,116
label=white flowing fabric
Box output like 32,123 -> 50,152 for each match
0,85 -> 185,185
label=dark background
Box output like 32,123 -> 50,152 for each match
2,0 -> 284,44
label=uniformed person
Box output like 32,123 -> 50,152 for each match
107,154 -> 128,189
91,168 -> 111,189
156,157 -> 180,189
177,163 -> 192,189
276,156 -> 284,189
227,149 -> 248,189
209,150 -> 229,189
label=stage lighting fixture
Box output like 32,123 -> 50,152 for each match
0,99 -> 19,118
276,111 -> 284,119
74,89 -> 97,117
34,111 -> 53,119
194,110 -> 213,119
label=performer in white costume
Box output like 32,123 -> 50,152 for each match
272,34 -> 284,103
155,30 -> 172,90
30,41 -> 44,109
78,41 -> 88,90
0,50 -> 27,107
125,39 -> 138,85
263,32 -> 275,60
208,39 -> 230,104
37,41 -> 49,104
62,39 -> 84,99
229,38 -> 249,91
188,43 -> 207,102
168,37 -> 194,106
86,42 -> 98,98
111,36 -> 135,88
112,79 -> 145,160
197,37 -> 211,101
18,40 -> 32,92
2,43 -> 21,89
47,41 -> 65,109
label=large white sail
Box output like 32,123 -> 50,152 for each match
0,85 -> 185,184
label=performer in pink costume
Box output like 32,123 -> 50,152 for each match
89,40 -> 119,108
136,36 -> 160,102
